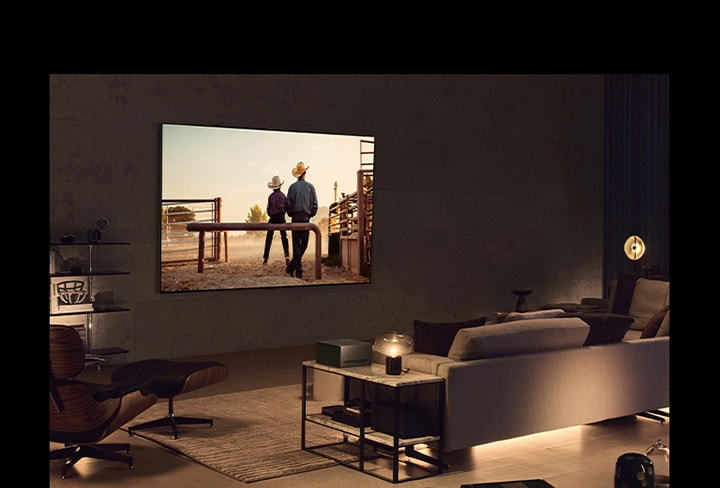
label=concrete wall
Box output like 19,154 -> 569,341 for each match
49,74 -> 605,362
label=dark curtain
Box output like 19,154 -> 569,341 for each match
604,74 -> 670,291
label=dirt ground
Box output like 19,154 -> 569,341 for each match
161,235 -> 369,292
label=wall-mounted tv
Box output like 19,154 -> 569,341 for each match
161,124 -> 375,292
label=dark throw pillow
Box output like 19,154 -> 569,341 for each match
413,317 -> 487,356
610,273 -> 639,315
564,313 -> 634,345
640,306 -> 670,338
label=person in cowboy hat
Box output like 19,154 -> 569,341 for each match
262,175 -> 290,266
285,162 -> 318,279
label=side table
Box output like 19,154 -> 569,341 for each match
301,360 -> 446,483
511,289 -> 533,312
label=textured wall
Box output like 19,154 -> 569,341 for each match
49,74 -> 605,362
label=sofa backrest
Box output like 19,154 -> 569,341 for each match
446,317 -> 589,361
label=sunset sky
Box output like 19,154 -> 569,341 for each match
162,124 -> 374,225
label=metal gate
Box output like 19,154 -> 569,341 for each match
161,198 -> 224,265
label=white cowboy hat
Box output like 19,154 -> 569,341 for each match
291,161 -> 310,178
267,175 -> 284,189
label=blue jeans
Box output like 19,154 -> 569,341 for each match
288,217 -> 310,277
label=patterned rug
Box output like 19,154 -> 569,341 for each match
123,384 -> 359,483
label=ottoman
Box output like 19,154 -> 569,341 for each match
111,359 -> 228,439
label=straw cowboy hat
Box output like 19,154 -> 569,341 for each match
291,161 -> 310,178
267,175 -> 284,189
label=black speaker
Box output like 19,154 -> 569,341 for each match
614,452 -> 654,488
371,402 -> 438,438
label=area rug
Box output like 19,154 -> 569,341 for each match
123,384 -> 359,483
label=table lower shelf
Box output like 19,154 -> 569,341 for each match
306,413 -> 440,447
303,433 -> 443,483
304,413 -> 443,483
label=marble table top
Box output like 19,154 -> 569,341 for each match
303,360 -> 443,387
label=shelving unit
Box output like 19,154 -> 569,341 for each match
301,361 -> 445,483
49,241 -> 130,365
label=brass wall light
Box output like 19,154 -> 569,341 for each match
623,235 -> 646,261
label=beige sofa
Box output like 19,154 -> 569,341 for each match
395,317 -> 670,452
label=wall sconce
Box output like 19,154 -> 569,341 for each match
623,234 -> 646,275
623,235 -> 646,261
373,332 -> 414,375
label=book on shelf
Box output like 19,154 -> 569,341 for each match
321,405 -> 344,417
345,405 -> 370,415
345,398 -> 372,414
57,303 -> 94,313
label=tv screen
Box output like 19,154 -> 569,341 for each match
161,124 -> 375,292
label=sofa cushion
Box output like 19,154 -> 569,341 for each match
413,316 -> 487,356
640,306 -> 670,338
504,309 -> 565,322
628,278 -> 670,330
446,317 -> 589,360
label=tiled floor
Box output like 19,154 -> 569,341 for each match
49,345 -> 670,488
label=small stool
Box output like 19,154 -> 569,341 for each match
111,359 -> 228,439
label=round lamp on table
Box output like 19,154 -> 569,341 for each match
374,332 -> 414,375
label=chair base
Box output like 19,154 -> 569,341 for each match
50,443 -> 132,479
128,415 -> 214,440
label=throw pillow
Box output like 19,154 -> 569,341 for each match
656,309 -> 670,336
640,306 -> 670,338
413,316 -> 487,356
565,313 -> 634,345
610,273 -> 639,315
639,306 -> 668,338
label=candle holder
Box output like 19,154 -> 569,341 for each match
385,356 -> 402,375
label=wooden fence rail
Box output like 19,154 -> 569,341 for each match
186,222 -> 323,279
